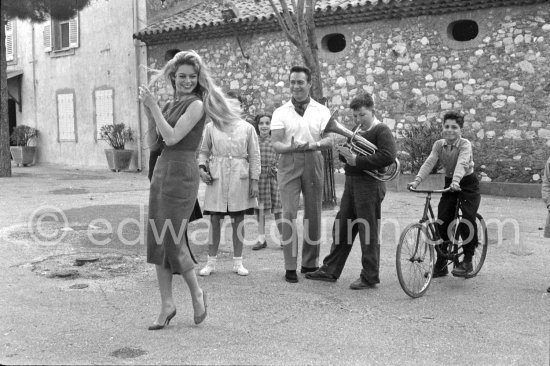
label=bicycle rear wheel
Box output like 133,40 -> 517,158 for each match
452,213 -> 488,278
396,223 -> 435,298
466,213 -> 488,278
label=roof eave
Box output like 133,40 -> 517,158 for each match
133,0 -> 548,45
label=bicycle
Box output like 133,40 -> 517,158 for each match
395,187 -> 488,298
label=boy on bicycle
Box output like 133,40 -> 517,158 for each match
408,112 -> 481,278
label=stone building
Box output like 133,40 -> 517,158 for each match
135,0 -> 550,182
6,0 -> 148,169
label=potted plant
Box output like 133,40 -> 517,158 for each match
100,123 -> 135,172
10,125 -> 39,166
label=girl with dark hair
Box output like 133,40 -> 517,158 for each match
251,113 -> 283,250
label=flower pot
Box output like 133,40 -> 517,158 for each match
104,149 -> 133,172
10,146 -> 37,166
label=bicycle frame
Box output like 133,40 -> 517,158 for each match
412,187 -> 464,264
396,187 -> 488,297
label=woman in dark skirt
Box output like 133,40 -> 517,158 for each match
139,50 -> 243,330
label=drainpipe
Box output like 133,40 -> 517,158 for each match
132,0 -> 145,171
31,24 -> 37,128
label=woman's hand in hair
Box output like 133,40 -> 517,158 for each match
139,85 -> 157,110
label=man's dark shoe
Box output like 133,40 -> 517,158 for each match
349,277 -> 376,290
285,270 -> 298,283
300,266 -> 319,274
252,241 -> 267,250
305,269 -> 337,282
547,286 -> 550,293
451,260 -> 473,277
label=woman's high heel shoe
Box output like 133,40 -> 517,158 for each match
148,309 -> 176,330
194,291 -> 207,325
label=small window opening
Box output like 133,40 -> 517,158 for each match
165,48 -> 181,61
322,33 -> 346,53
448,20 -> 479,42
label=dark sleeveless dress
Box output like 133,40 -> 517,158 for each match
146,96 -> 206,274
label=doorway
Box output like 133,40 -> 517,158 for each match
8,99 -> 16,146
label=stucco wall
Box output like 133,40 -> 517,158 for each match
10,0 -> 144,169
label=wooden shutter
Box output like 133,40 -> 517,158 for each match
68,15 -> 79,49
95,89 -> 114,140
5,20 -> 15,61
43,19 -> 52,52
57,93 -> 76,141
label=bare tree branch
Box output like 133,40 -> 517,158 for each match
280,0 -> 301,40
296,0 -> 305,35
268,0 -> 299,46
305,0 -> 317,50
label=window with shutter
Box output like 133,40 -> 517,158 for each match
5,20 -> 15,62
94,88 -> 114,140
45,13 -> 79,53
57,92 -> 77,142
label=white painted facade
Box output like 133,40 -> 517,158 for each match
6,0 -> 148,170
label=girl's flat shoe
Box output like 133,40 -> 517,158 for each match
194,291 -> 207,325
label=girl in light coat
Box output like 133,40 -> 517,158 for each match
198,119 -> 260,276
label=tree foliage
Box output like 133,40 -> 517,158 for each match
2,0 -> 90,22
1,0 -> 91,177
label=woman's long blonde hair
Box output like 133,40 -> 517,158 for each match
148,50 -> 242,129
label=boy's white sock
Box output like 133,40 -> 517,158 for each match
258,234 -> 266,243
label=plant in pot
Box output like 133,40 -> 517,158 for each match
10,125 -> 39,166
100,123 -> 135,172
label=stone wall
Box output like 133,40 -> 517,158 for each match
147,3 -> 550,181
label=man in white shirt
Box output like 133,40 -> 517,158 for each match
271,65 -> 333,283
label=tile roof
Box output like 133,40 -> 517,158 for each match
134,0 -> 547,44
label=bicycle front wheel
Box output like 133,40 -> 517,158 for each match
396,223 -> 435,298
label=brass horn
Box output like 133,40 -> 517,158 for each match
324,110 -> 400,182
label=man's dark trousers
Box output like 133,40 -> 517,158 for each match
321,175 -> 386,284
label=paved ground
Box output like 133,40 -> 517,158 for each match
0,164 -> 549,365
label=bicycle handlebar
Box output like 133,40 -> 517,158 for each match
408,186 -> 453,194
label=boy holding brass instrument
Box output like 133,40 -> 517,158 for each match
306,93 -> 397,289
